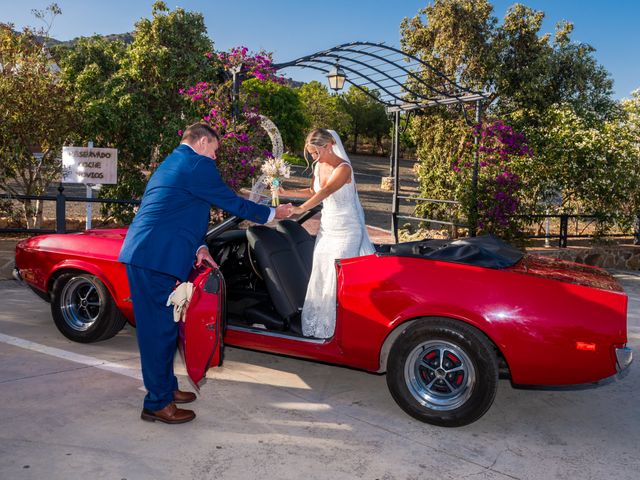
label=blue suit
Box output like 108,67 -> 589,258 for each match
118,143 -> 270,411
119,144 -> 270,280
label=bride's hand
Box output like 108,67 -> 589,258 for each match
288,206 -> 304,217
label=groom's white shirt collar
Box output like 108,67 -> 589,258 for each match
181,142 -> 197,154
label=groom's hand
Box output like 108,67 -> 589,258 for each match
275,203 -> 293,219
195,245 -> 215,267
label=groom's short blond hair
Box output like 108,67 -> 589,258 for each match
181,123 -> 220,144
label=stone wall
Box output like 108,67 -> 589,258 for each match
528,245 -> 640,271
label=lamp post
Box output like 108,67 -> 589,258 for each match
326,63 -> 346,91
469,99 -> 482,237
230,64 -> 243,120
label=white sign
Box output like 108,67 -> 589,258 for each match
540,188 -> 562,207
62,146 -> 118,184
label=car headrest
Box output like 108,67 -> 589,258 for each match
276,219 -> 313,245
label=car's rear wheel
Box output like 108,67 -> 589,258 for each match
51,272 -> 126,343
386,318 -> 499,427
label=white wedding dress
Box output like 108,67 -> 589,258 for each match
301,131 -> 375,338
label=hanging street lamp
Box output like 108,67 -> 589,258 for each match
326,63 -> 346,91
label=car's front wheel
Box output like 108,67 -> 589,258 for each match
51,272 -> 126,343
386,318 -> 499,427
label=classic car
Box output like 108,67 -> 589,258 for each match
13,209 -> 633,427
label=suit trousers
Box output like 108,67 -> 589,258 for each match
126,264 -> 180,411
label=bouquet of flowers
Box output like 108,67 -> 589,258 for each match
261,157 -> 291,206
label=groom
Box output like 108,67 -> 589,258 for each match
119,122 -> 292,424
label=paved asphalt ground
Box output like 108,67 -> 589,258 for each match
0,272 -> 638,480
1,155 -> 639,478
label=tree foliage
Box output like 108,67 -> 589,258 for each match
621,90 -> 640,222
0,4 -> 74,228
298,81 -> 351,138
56,1 -> 217,222
341,86 -> 391,154
401,0 -> 633,234
241,78 -> 308,152
622,90 -> 640,149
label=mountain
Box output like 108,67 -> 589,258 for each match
17,30 -> 305,86
43,32 -> 134,48
282,78 -> 305,88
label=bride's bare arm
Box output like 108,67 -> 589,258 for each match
279,184 -> 314,199
290,164 -> 351,215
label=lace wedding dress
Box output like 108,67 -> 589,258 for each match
301,131 -> 375,338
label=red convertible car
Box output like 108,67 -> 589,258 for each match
13,210 -> 633,427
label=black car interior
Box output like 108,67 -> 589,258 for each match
207,218 -> 317,337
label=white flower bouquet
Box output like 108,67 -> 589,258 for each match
261,157 -> 291,206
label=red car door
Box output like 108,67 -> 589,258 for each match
178,263 -> 225,388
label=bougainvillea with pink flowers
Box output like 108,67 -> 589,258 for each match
453,120 -> 532,237
216,46 -> 286,84
178,47 -> 284,192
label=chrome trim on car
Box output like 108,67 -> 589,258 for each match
227,324 -> 328,344
615,346 -> 633,377
12,268 -> 24,284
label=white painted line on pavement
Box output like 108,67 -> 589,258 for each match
1,259 -> 14,270
0,332 -> 143,382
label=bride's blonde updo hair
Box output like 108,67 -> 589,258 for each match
305,128 -> 335,150
304,129 -> 335,167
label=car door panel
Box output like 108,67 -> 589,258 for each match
178,264 -> 225,388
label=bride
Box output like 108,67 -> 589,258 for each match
281,128 -> 375,338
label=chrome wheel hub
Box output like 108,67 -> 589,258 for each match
404,340 -> 476,411
60,277 -> 102,331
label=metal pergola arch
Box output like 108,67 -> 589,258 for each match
272,41 -> 490,242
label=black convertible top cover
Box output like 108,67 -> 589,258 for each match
388,234 -> 524,269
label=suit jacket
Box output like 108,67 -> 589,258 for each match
118,144 -> 270,280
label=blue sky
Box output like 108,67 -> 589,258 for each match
2,0 -> 638,99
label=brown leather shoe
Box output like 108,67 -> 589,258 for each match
141,402 -> 195,424
174,389 -> 197,404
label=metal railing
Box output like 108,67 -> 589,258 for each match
0,165 -> 314,236
3,188 -> 640,247
395,197 -> 640,247
0,186 -> 140,235
518,213 -> 640,247
393,196 -> 466,242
